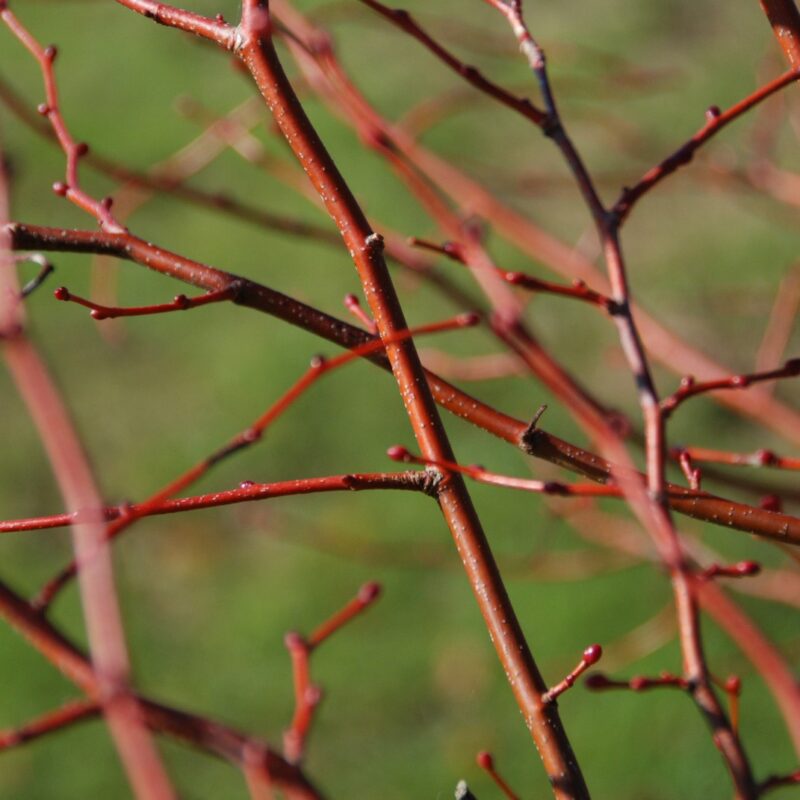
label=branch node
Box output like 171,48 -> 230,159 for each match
420,465 -> 445,497
364,231 -> 384,254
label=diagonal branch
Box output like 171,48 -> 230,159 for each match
7,221 -> 800,546
231,1 -> 588,792
758,0 -> 800,66
0,98 -> 175,798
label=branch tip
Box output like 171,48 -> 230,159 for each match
543,644 -> 603,703
357,581 -> 381,605
760,494 -> 783,512
701,561 -> 761,580
387,444 -> 411,462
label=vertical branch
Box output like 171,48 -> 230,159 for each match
0,144 -> 174,795
480,2 -> 757,795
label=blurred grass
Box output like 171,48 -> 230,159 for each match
0,0 -> 799,797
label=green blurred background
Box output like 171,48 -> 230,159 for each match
0,1 -> 799,797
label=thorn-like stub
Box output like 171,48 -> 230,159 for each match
521,404 -> 548,451
520,423 -> 544,455
364,231 -> 384,254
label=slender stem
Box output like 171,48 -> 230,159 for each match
0,700 -> 99,750
482,3 -> 756,794
0,471 -> 436,533
354,0 -> 546,125
613,68 -> 800,223
662,360 -> 800,418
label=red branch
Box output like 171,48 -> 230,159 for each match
0,471 -> 433,534
585,671 -> 689,692
701,562 -> 762,580
542,645 -> 603,704
354,0 -> 546,126
662,360 -> 800,418
480,2 -> 756,794
759,769 -> 800,795
475,751 -> 520,800
387,445 -> 620,498
0,59 -> 175,796
613,68 -> 800,222
410,237 -> 614,311
758,0 -> 800,67
0,699 -> 99,751
53,284 -> 239,320
671,446 -> 800,471
0,5 -> 124,231
283,582 -> 381,763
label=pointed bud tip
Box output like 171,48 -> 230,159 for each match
583,644 -> 602,665
386,445 -> 410,462
724,676 -> 742,695
458,311 -> 480,327
358,581 -> 381,604
284,631 -> 304,650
